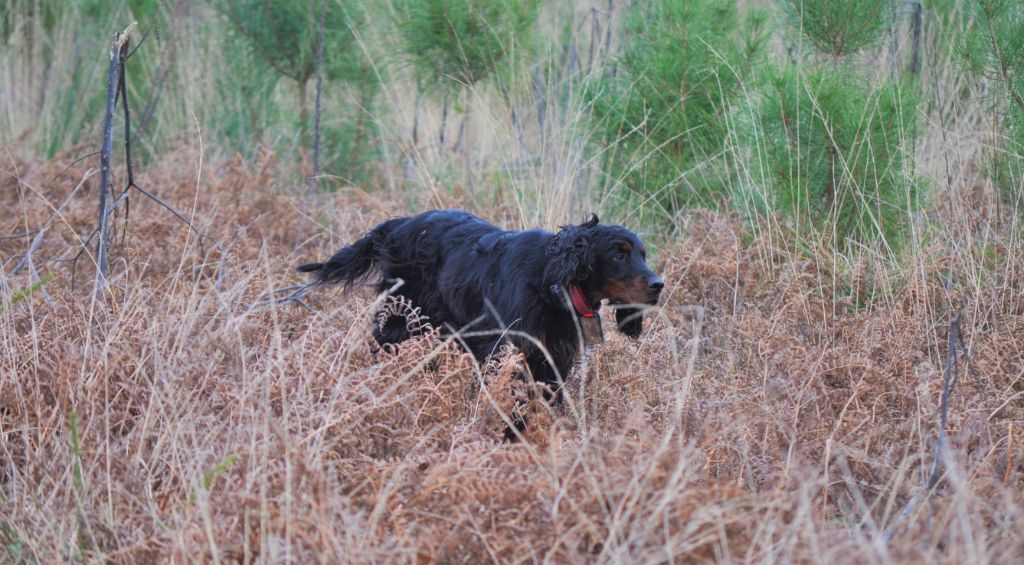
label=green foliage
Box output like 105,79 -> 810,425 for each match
992,111 -> 1024,206
322,80 -> 381,185
782,0 -> 896,57
0,0 -> 124,156
202,454 -> 239,490
960,0 -> 1024,96
126,0 -> 160,24
213,0 -> 367,85
189,453 -> 239,504
205,29 -> 283,155
1,273 -> 53,313
208,0 -> 382,182
757,66 -> 919,247
959,0 -> 1024,206
211,0 -> 374,142
0,0 -> 107,42
749,0 -> 921,250
69,411 -> 85,497
587,0 -> 768,217
394,0 -> 541,93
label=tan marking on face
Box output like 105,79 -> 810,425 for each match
598,276 -> 650,304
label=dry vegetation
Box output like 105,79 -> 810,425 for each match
2,0 -> 1024,562
0,139 -> 1021,563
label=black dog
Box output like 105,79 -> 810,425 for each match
298,210 -> 662,397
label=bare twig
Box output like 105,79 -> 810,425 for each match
252,282 -> 320,311
11,227 -> 49,276
928,313 -> 962,489
117,43 -> 135,249
28,259 -> 52,304
588,7 -> 598,72
28,168 -> 100,289
455,111 -> 468,154
439,93 -> 450,154
125,3 -> 166,60
114,36 -> 218,259
603,0 -> 613,59
883,312 -> 964,543
129,182 -> 215,257
0,230 -> 42,241
134,1 -> 185,134
54,151 -> 100,178
71,228 -> 100,291
312,0 -> 325,195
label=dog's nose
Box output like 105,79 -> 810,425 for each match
648,277 -> 664,292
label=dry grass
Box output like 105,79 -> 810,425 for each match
0,143 -> 1021,564
1,0 -> 1021,562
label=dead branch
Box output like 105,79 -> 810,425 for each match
11,227 -> 49,276
77,20 -> 223,298
16,167 -> 95,285
253,282 -> 320,312
94,28 -> 133,303
0,230 -> 42,241
882,312 -> 964,544
928,313 -> 962,489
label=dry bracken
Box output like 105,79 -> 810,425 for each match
1,150 -> 1022,563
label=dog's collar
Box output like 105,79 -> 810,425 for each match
568,285 -> 596,318
568,284 -> 603,346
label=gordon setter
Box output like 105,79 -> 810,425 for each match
298,210 -> 663,398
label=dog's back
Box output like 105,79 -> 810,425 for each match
299,211 -> 488,286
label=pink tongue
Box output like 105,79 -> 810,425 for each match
568,285 -> 595,318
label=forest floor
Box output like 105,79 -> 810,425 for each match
1,148 -> 1021,562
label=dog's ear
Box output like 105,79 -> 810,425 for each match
615,306 -> 644,338
543,214 -> 599,288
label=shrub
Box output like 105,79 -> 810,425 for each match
208,0 -> 382,183
751,0 -> 920,251
757,66 -> 919,247
959,0 -> 1024,209
207,28 -> 282,155
321,67 -> 381,185
782,0 -> 895,58
393,0 -> 541,94
212,0 -> 373,133
586,0 -> 767,220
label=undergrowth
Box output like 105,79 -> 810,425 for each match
0,149 -> 1021,562
1,0 -> 1023,562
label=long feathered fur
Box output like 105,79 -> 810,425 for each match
299,210 -> 661,397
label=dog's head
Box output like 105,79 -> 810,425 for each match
544,215 -> 663,338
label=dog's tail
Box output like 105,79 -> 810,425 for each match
297,218 -> 404,289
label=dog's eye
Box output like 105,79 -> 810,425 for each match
613,251 -> 627,261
